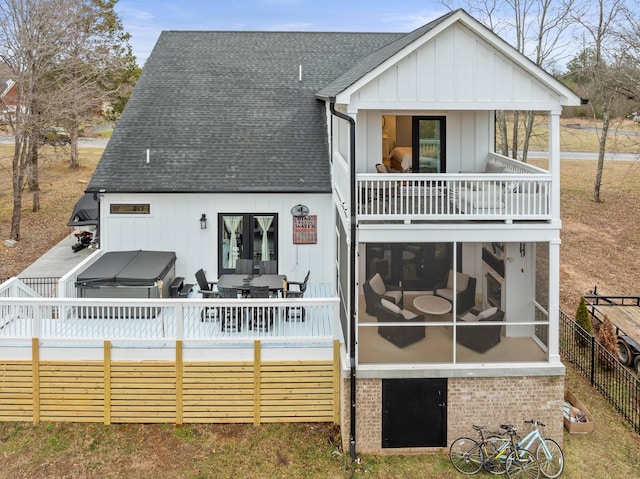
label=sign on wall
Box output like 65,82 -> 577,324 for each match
293,215 -> 317,244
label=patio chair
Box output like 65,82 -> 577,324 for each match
248,285 -> 273,331
195,269 -> 218,298
259,260 -> 278,275
456,307 -> 504,353
285,270 -> 310,321
234,259 -> 254,275
434,270 -> 477,314
374,299 -> 426,348
218,286 -> 242,332
196,269 -> 219,321
363,273 -> 403,315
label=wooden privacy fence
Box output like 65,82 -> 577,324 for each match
0,339 -> 341,425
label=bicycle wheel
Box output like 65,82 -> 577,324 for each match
449,437 -> 483,475
536,438 -> 564,478
484,436 -> 509,475
506,449 -> 540,479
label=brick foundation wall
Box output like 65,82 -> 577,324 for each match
343,375 -> 564,455
448,376 -> 565,447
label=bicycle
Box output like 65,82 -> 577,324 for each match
488,421 -> 563,479
520,420 -> 564,478
449,424 -> 539,478
449,425 -> 504,475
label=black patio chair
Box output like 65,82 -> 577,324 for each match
248,285 -> 273,331
285,270 -> 310,321
196,269 -> 219,321
259,260 -> 278,275
195,269 -> 218,298
218,286 -> 242,332
234,259 -> 254,275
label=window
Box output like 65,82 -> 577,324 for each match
219,214 -> 278,274
109,203 -> 150,214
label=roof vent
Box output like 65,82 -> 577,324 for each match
299,65 -> 302,82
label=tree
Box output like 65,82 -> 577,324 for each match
574,296 -> 592,346
0,0 -> 73,237
0,0 -> 135,240
597,314 -> 619,370
49,0 -> 139,168
447,0 -> 582,162
568,0 -> 633,202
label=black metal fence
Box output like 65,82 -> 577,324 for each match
0,276 -> 60,298
560,310 -> 640,434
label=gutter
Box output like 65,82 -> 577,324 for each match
329,102 -> 357,461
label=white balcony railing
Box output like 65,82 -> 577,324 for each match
356,154 -> 552,222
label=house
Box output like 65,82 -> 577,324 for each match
0,9 -> 582,455
0,78 -> 18,124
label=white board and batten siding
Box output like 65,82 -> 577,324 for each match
100,192 -> 334,285
348,23 -> 565,111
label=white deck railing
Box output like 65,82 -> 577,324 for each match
356,153 -> 553,222
58,248 -> 104,298
0,277 -> 41,299
0,296 -> 340,345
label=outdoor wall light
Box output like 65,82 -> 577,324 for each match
200,213 -> 207,229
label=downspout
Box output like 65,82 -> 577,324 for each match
329,102 -> 357,461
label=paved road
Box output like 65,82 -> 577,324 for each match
0,135 -> 108,148
1,135 -> 637,160
527,150 -> 639,161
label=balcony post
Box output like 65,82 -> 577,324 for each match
548,238 -> 561,364
549,110 -> 561,224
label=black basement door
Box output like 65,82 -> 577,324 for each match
382,378 -> 447,448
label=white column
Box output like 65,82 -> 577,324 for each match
549,111 -> 561,224
548,238 -> 561,364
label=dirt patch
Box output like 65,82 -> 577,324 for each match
0,146 -> 101,278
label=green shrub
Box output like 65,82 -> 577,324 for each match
575,297 -> 592,345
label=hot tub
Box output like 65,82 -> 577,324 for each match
76,250 -> 176,299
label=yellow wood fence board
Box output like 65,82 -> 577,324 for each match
0,369 -> 34,377
261,416 -> 333,423
0,361 -> 32,369
183,417 -> 253,424
40,416 -> 104,423
0,383 -> 33,391
0,403 -> 33,410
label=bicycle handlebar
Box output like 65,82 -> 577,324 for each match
524,419 -> 546,427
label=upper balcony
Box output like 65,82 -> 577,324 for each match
353,153 -> 553,224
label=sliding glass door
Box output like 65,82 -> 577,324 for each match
412,116 -> 446,173
366,242 -> 457,290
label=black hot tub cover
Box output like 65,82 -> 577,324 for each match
76,250 -> 176,288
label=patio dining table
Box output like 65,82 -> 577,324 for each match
217,274 -> 287,295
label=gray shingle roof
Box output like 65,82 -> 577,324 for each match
88,31 -> 403,194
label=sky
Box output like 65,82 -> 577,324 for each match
114,0 -> 451,66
